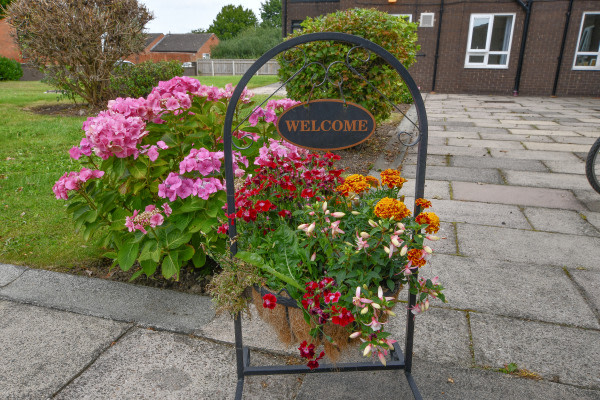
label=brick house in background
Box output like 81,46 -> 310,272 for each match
282,0 -> 600,97
0,19 -> 22,61
127,33 -> 219,64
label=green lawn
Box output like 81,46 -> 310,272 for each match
191,75 -> 279,89
0,77 -> 278,270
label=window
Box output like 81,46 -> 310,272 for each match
202,53 -> 210,60
291,20 -> 303,33
573,12 -> 600,70
465,14 -> 515,68
390,14 -> 412,22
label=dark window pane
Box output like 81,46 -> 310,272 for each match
469,55 -> 485,63
578,14 -> 600,52
488,54 -> 508,65
575,55 -> 598,67
490,15 -> 513,51
470,17 -> 489,50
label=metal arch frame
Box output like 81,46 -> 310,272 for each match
222,32 -> 429,400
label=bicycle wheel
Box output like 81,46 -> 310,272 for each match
586,137 -> 600,194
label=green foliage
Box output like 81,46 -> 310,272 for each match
260,0 -> 281,28
0,0 -> 14,19
211,26 -> 282,59
277,8 -> 419,122
207,5 -> 257,41
0,57 -> 22,81
110,61 -> 184,98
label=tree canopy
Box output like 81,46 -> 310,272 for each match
260,0 -> 281,28
7,0 -> 153,107
0,0 -> 15,19
206,5 -> 257,41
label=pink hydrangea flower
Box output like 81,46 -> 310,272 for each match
52,169 -> 105,200
83,112 -> 148,160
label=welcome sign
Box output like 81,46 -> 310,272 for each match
277,99 -> 376,151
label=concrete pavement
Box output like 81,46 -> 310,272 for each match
1,93 -> 600,399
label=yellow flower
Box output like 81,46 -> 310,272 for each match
344,174 -> 371,194
374,197 -> 412,220
415,212 -> 440,234
407,248 -> 427,267
380,169 -> 408,189
365,175 -> 380,188
415,198 -> 432,209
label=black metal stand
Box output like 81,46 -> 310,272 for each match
222,32 -> 429,400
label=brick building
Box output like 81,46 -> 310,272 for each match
0,19 -> 22,61
282,0 -> 600,96
126,33 -> 219,64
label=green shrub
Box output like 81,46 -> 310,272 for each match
110,61 -> 184,98
278,8 -> 419,121
211,26 -> 282,59
0,56 -> 23,81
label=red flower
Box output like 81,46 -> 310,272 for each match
307,360 -> 320,370
217,223 -> 228,234
278,209 -> 291,218
298,341 -> 315,359
301,188 -> 315,198
305,281 -> 319,293
319,277 -> 335,288
254,200 -> 275,212
331,307 -> 355,327
324,291 -> 341,304
262,293 -> 277,309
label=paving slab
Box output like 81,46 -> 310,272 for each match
0,268 -> 215,333
504,170 -> 591,190
523,207 -> 600,236
470,313 -> 600,389
447,138 -> 525,149
581,210 -> 600,230
568,268 -> 600,316
508,128 -> 581,137
523,142 -> 592,152
0,263 -> 26,287
0,300 -> 129,399
549,135 -> 599,145
478,132 -> 555,143
426,144 -> 490,157
295,359 -> 600,400
500,120 -> 558,126
55,328 -> 302,400
456,223 -> 600,270
416,199 -> 530,229
427,254 -> 599,329
401,153 -> 448,166
387,307 -> 472,366
391,179 -> 451,200
449,155 -> 548,172
401,165 -> 503,184
573,189 -> 600,212
542,160 -> 586,174
451,181 -> 585,210
489,148 -> 582,161
429,130 -> 480,139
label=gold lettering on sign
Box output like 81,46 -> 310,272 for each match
283,120 -> 370,133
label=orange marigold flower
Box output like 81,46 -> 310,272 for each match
336,183 -> 352,197
415,212 -> 440,234
415,198 -> 432,209
374,197 -> 412,220
407,249 -> 427,267
365,175 -> 380,188
343,174 -> 371,194
380,169 -> 407,189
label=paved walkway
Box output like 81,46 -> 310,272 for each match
1,94 -> 600,399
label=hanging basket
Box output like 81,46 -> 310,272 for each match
250,283 -> 404,361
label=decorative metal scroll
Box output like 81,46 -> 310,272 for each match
222,32 -> 429,400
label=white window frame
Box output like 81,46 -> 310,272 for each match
573,12 -> 600,70
419,12 -> 435,27
202,53 -> 210,60
390,14 -> 413,23
465,13 -> 516,69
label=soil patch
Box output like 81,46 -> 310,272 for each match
28,103 -> 101,118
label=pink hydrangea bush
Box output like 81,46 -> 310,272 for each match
54,76 -> 297,280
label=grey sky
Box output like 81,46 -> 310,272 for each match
140,0 -> 265,34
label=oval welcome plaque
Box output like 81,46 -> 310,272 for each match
276,99 -> 376,151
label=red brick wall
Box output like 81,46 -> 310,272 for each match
0,20 -> 22,61
126,34 -> 219,64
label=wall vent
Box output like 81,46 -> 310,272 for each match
420,13 -> 435,28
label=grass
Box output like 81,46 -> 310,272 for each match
0,77 -> 278,270
191,75 -> 279,89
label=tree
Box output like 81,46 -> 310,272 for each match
0,0 -> 14,19
260,0 -> 281,28
6,0 -> 152,107
278,8 -> 419,122
211,26 -> 281,59
207,5 -> 257,41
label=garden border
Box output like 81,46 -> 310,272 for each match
222,32 -> 429,400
